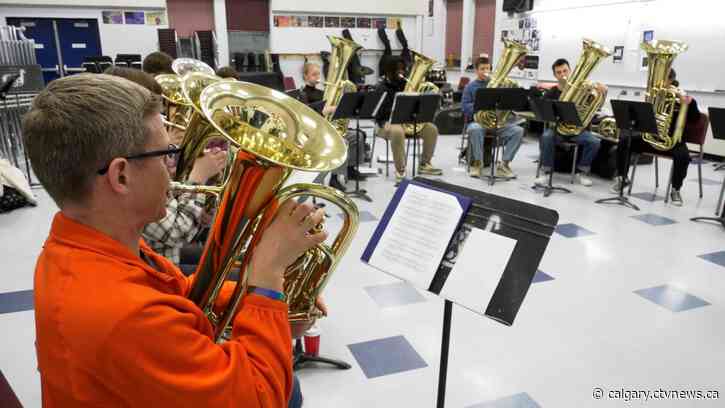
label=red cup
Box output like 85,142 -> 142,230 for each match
303,326 -> 321,357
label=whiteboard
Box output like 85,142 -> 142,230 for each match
270,0 -> 426,16
270,16 -> 419,54
495,0 -> 725,93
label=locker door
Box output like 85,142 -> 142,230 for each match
55,19 -> 101,76
6,17 -> 61,83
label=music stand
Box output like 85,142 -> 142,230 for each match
595,100 -> 658,210
474,88 -> 529,185
691,107 -> 725,228
529,98 -> 582,197
332,91 -> 387,202
389,93 -> 441,178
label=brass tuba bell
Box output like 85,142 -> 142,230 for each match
475,39 -> 528,128
400,50 -> 440,135
156,74 -> 194,132
322,35 -> 361,135
183,81 -> 359,341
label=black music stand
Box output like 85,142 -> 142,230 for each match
332,91 -> 387,202
474,88 -> 529,185
595,100 -> 659,210
390,93 -> 441,178
691,107 -> 725,228
529,98 -> 582,197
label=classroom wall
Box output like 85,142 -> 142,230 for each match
166,0 -> 214,37
0,4 -> 167,58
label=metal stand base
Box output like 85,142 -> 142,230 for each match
596,195 -> 640,211
293,339 -> 351,370
532,170 -> 571,197
690,216 -> 725,229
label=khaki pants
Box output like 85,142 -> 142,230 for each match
379,123 -> 438,174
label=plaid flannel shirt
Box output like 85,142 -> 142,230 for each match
142,191 -> 207,264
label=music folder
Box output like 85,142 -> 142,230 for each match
362,178 -> 559,325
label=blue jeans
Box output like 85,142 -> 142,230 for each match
467,122 -> 524,163
540,128 -> 601,173
289,375 -> 303,408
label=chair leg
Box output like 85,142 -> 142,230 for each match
717,175 -> 725,216
698,147 -> 704,198
628,155 -> 638,196
655,157 -> 659,189
665,163 -> 674,203
370,133 -> 377,166
570,145 -> 579,184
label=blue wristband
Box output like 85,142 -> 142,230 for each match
248,286 -> 286,302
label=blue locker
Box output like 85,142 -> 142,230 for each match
6,18 -> 60,83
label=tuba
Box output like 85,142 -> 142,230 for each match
322,36 -> 361,135
475,39 -> 528,128
177,81 -> 359,341
156,74 -> 194,132
171,57 -> 215,76
641,40 -> 689,151
401,50 -> 440,135
556,39 -> 611,136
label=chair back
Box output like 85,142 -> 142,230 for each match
685,112 -> 709,146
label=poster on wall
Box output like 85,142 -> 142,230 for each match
503,15 -> 541,79
387,17 -> 400,29
101,11 -> 123,25
124,11 -> 145,25
373,18 -> 387,29
324,16 -> 340,28
613,46 -> 624,63
308,16 -> 323,28
145,11 -> 166,26
341,17 -> 355,28
274,16 -> 290,27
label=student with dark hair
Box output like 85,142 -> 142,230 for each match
215,66 -> 240,80
142,51 -> 174,76
611,68 -> 700,206
375,57 -> 443,185
535,58 -> 603,187
462,57 -> 524,178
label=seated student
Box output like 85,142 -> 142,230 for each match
142,51 -> 174,76
375,56 -> 443,185
298,62 -> 365,191
23,73 -> 328,407
535,58 -> 603,187
610,69 -> 699,206
105,66 -> 227,265
462,57 -> 524,178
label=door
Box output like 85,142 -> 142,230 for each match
6,17 -> 61,83
55,19 -> 101,76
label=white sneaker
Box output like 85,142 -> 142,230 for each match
575,173 -> 593,187
496,162 -> 514,178
534,175 -> 549,186
394,170 -> 405,186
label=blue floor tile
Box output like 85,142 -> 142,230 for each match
555,223 -> 595,238
0,370 -> 22,408
466,392 -> 542,408
532,270 -> 554,284
630,192 -> 664,202
690,177 -> 721,186
347,335 -> 427,379
364,281 -> 427,308
699,251 -> 725,268
634,285 -> 711,312
631,213 -> 677,226
0,290 -> 33,315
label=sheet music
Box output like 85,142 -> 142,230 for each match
368,184 -> 463,289
439,228 -> 517,315
282,170 -> 320,187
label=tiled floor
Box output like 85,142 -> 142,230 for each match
2,133 -> 725,407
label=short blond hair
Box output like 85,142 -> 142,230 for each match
302,62 -> 320,77
22,74 -> 162,207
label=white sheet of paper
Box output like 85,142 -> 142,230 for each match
282,170 -> 320,188
368,184 -> 463,289
439,228 -> 517,314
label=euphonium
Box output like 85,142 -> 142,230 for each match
171,57 -> 215,76
557,39 -> 611,136
180,81 -> 358,341
641,40 -> 689,151
591,116 -> 620,143
322,36 -> 361,135
156,74 -> 193,132
401,50 -> 440,135
475,39 -> 528,128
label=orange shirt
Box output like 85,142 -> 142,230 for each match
34,212 -> 293,407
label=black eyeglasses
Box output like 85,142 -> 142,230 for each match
97,144 -> 182,175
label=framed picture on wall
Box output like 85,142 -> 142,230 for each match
308,16 -> 323,28
357,17 -> 371,28
145,11 -> 166,26
373,18 -> 386,29
124,11 -> 145,25
341,17 -> 355,28
324,16 -> 340,28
